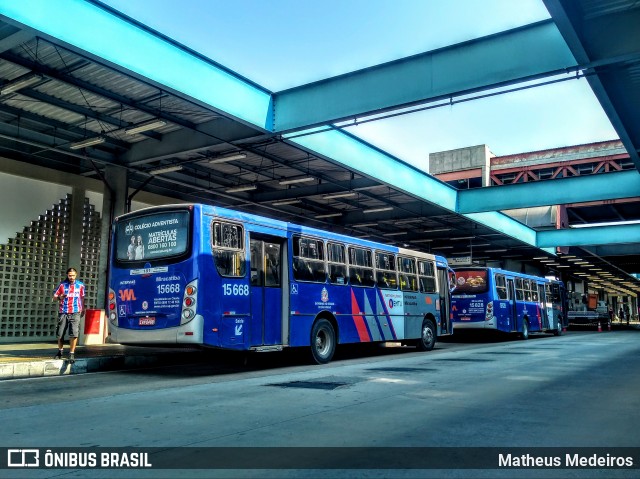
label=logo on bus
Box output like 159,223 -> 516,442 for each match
388,298 -> 402,308
125,223 -> 134,235
119,289 -> 137,301
321,287 -> 329,303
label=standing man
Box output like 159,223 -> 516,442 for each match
52,267 -> 85,363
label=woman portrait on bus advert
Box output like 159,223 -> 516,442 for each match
127,235 -> 136,260
135,235 -> 145,260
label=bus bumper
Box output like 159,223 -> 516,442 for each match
108,315 -> 204,345
453,317 -> 496,330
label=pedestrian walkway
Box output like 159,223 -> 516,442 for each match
0,342 -> 204,380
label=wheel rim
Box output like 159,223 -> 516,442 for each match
315,328 -> 329,357
422,324 -> 434,345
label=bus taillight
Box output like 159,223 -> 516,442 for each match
485,301 -> 494,321
181,279 -> 198,324
108,288 -> 117,324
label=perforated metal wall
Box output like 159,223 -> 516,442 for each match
0,194 -> 101,342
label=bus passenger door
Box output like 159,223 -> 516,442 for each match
507,279 -> 518,332
538,284 -> 549,330
249,236 -> 285,346
437,266 -> 452,334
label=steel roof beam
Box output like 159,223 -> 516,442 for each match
457,170 -> 640,213
537,223 -> 640,248
272,20 -> 577,133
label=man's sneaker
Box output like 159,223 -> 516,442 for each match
54,350 -> 63,359
68,352 -> 75,364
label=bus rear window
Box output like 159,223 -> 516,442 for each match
453,270 -> 488,294
115,210 -> 190,262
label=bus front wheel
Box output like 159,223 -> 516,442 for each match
416,319 -> 436,351
310,319 -> 336,364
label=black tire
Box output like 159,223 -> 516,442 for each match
416,319 -> 436,351
520,319 -> 529,340
310,318 -> 336,364
553,317 -> 563,336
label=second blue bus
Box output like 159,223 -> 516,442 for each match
451,267 -> 566,338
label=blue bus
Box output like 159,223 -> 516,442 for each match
107,204 -> 454,363
451,267 -> 565,338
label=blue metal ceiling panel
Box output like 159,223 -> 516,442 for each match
457,170 -> 640,213
272,20 -> 577,133
537,223 -> 640,247
0,0 -> 273,130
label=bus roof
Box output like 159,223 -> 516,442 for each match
116,203 -> 444,264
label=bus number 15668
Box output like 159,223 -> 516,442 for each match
223,284 -> 249,296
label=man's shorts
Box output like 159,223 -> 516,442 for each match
56,312 -> 81,339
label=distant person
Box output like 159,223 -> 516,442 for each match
619,306 -> 624,322
52,268 -> 85,363
624,304 -> 630,324
127,235 -> 136,260
135,235 -> 144,260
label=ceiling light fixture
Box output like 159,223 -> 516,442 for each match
323,192 -> 356,200
279,176 -> 315,185
272,199 -> 301,206
383,231 -> 406,236
0,73 -> 43,95
226,184 -> 257,193
125,119 -> 167,135
315,212 -> 342,218
69,136 -> 105,150
208,153 -> 247,164
149,165 -> 183,175
363,206 -> 393,214
353,223 -> 377,228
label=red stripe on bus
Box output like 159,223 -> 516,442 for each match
350,290 -> 371,342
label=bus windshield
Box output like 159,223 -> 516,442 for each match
115,210 -> 190,262
453,269 -> 489,294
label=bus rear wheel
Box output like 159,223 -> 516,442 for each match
520,319 -> 529,340
416,319 -> 436,351
553,317 -> 563,336
310,318 -> 336,364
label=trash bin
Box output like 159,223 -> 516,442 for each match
80,309 -> 106,345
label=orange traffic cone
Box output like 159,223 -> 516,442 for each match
598,322 -> 602,332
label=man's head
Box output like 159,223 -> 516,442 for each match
66,268 -> 77,282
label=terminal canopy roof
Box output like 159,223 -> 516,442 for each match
0,0 -> 638,296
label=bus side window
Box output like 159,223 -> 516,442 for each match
417,260 -> 436,293
348,247 -> 374,287
375,251 -> 397,290
293,236 -> 326,283
212,221 -> 246,278
495,274 -> 508,300
328,242 -> 347,285
398,256 -> 418,292
515,278 -> 524,301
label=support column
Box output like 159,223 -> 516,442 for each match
67,187 -> 85,273
97,165 -> 128,309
